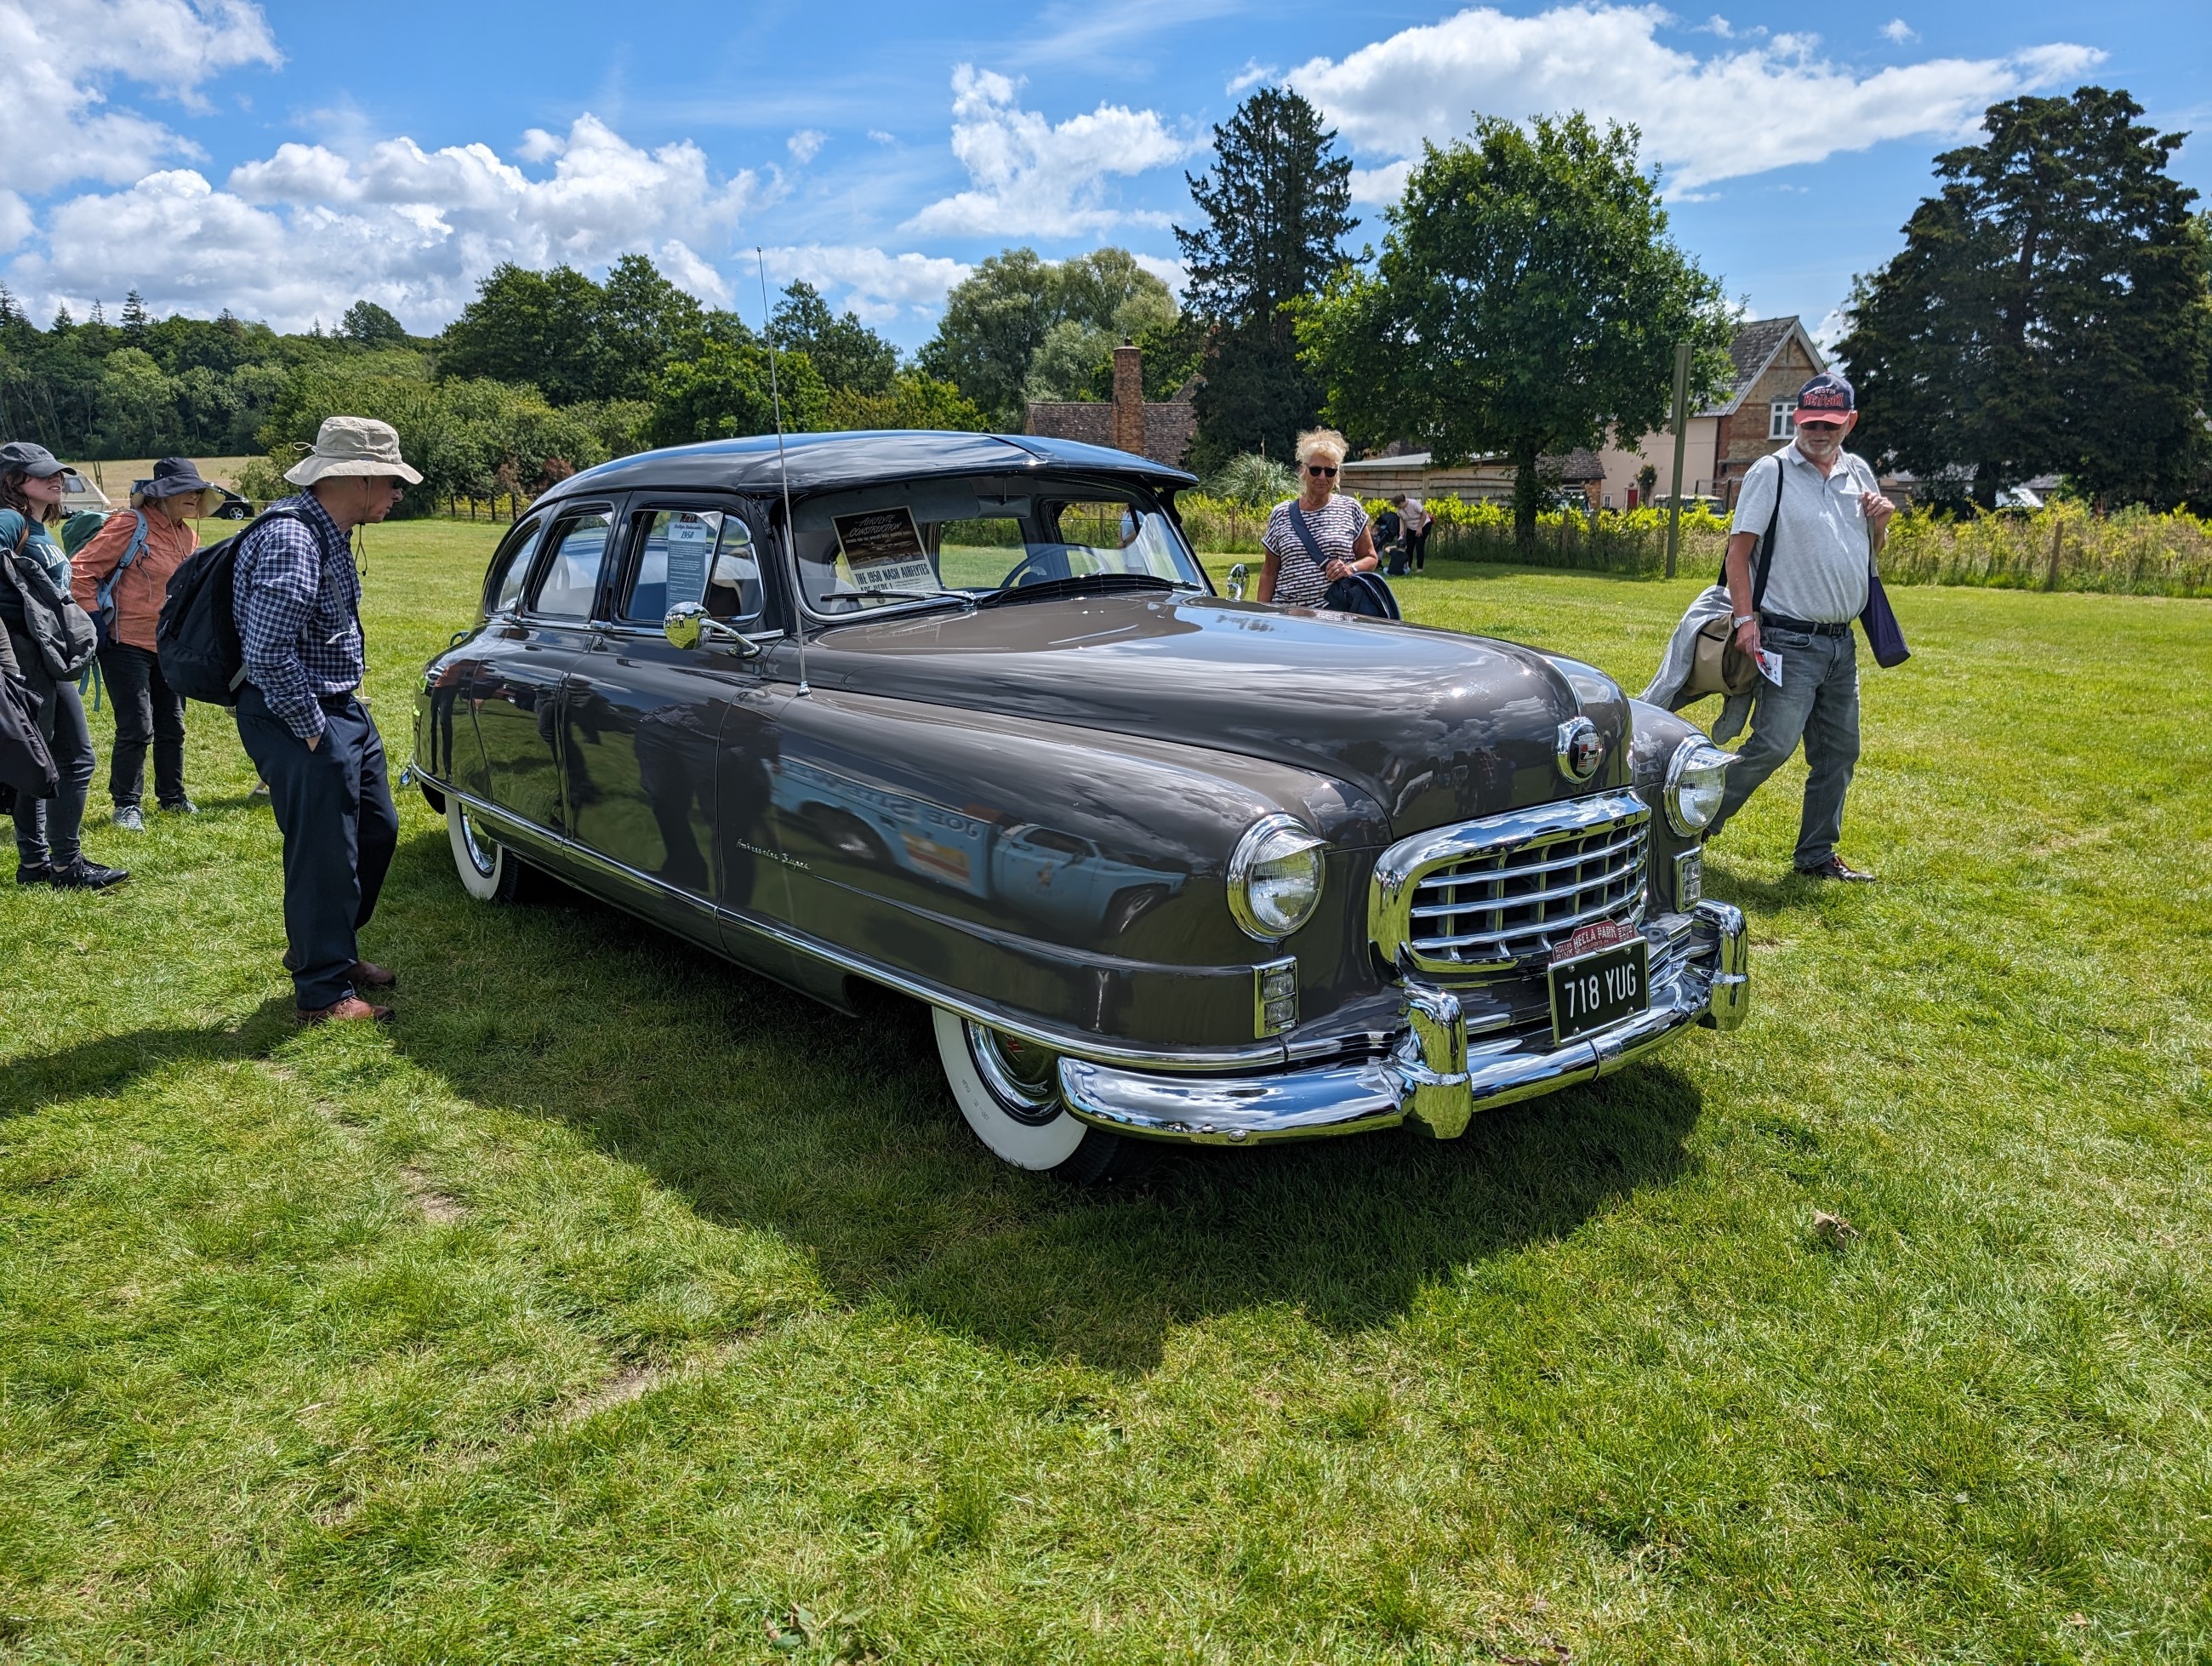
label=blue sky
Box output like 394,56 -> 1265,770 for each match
3,0 -> 2206,352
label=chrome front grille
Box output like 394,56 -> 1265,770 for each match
1371,790 -> 1650,975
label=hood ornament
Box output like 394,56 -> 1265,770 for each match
1556,716 -> 1604,783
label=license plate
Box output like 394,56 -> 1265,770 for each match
1548,937 -> 1650,1044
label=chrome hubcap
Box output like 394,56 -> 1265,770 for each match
964,1022 -> 1063,1125
458,807 -> 497,877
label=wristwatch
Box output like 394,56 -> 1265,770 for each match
1731,614 -> 1755,630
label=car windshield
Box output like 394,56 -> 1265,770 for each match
790,475 -> 1206,616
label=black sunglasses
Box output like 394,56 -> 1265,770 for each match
1305,464 -> 1338,476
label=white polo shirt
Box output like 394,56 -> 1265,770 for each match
1730,442 -> 1878,625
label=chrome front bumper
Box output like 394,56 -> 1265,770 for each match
1059,900 -> 1747,1146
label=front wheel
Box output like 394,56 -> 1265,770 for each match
446,796 -> 533,904
931,1008 -> 1154,1184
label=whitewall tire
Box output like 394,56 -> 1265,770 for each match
930,1007 -> 1154,1184
447,796 -> 527,904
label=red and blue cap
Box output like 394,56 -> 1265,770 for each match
1793,373 -> 1855,425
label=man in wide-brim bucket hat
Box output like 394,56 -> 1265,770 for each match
232,415 -> 419,1024
71,456 -> 225,828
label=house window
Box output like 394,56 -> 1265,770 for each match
1769,400 -> 1798,439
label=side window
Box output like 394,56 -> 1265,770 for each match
621,506 -> 764,627
530,512 -> 612,619
486,515 -> 547,614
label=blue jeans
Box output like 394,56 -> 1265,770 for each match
1706,625 -> 1861,870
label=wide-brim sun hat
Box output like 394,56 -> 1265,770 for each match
282,415 -> 424,487
132,455 -> 219,510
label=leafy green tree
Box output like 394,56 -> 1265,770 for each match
646,339 -> 829,447
1839,86 -> 2212,509
94,347 -> 177,455
599,254 -> 709,399
1299,112 -> 1732,545
1175,88 -> 1356,472
1024,320 -> 1114,402
918,248 -> 1178,427
437,264 -> 613,404
771,282 -> 898,396
824,373 -> 990,432
341,300 -> 411,348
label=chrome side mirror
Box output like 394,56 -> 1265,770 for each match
664,602 -> 761,659
1226,562 -> 1249,602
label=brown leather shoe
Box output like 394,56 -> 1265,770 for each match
298,994 -> 395,1025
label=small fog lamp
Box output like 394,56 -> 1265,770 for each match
1228,816 -> 1326,941
1665,739 -> 1734,836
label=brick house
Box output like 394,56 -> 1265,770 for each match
1596,317 -> 1827,509
1023,344 -> 1199,469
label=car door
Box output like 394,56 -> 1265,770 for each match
562,495 -> 793,950
471,502 -> 613,835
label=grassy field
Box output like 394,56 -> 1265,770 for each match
3,522 -> 2208,1663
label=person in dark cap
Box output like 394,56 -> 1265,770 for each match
71,457 -> 216,829
0,440 -> 127,889
1703,372 -> 1896,881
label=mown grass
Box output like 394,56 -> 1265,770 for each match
2,522 -> 2209,1663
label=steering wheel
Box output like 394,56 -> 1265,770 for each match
1000,548 -> 1076,590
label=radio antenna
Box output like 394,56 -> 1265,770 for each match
757,248 -> 808,698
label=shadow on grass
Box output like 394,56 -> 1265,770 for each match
0,1000 -> 299,1123
377,825 -> 1708,1372
13,828 -> 1705,1373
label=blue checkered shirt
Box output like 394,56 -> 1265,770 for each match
232,493 -> 364,742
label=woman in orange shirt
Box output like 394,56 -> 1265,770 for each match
71,457 -> 214,829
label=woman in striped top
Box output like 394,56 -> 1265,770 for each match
1258,429 -> 1378,606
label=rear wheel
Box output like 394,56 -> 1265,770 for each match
931,1008 -> 1154,1184
447,796 -> 533,904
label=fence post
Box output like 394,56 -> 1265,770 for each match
2044,516 -> 2063,591
1664,340 -> 1691,579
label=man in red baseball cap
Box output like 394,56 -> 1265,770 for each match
1703,372 -> 1896,881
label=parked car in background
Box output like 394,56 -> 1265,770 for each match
58,468 -> 110,516
408,431 -> 1749,1181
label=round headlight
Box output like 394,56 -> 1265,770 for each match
1227,815 -> 1326,941
1665,738 -> 1734,835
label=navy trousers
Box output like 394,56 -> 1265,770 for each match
235,686 -> 398,1009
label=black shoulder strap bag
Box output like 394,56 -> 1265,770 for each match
1288,501 -> 1401,620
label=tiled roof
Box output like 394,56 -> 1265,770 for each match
1703,317 -> 1824,416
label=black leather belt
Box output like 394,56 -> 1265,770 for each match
1759,611 -> 1851,637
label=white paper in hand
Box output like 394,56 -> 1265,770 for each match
1757,649 -> 1783,687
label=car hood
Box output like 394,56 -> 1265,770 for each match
797,592 -> 1631,837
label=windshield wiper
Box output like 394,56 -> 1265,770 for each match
824,588 -> 976,613
975,573 -> 1192,608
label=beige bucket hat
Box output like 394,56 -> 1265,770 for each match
283,415 -> 423,487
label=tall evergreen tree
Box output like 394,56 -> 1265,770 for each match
340,300 -> 411,347
1174,88 -> 1355,472
0,286 -> 19,327
121,290 -> 150,334
1839,86 -> 2212,509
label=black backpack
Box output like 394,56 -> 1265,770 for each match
157,507 -> 305,707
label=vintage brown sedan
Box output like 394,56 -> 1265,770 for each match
410,431 -> 1747,1180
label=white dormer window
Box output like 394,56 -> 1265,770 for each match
1770,400 -> 1798,439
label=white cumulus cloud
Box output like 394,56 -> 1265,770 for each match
1882,19 -> 1918,44
761,244 -> 975,326
1287,5 -> 2102,191
906,64 -> 1194,237
14,116 -> 762,329
787,128 -> 826,165
0,0 -> 280,194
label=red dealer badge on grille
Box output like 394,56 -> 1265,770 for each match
1550,918 -> 1639,962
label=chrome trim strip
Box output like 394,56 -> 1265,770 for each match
1410,826 -> 1645,898
1411,859 -> 1647,923
425,773 -> 1297,1075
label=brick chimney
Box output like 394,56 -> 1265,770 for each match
1111,341 -> 1145,456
